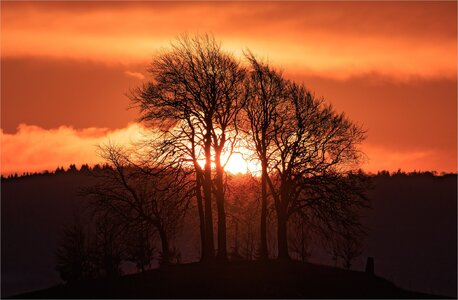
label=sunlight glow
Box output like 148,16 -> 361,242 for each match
224,152 -> 261,175
196,148 -> 261,175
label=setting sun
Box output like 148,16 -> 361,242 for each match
223,152 -> 261,175
196,148 -> 261,175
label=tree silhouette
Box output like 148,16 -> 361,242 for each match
339,232 -> 363,270
84,144 -> 191,265
83,34 -> 369,267
329,227 -> 364,270
55,218 -> 95,282
288,214 -> 313,262
245,74 -> 367,259
226,173 -> 261,260
91,215 -> 123,278
242,52 -> 287,260
131,34 -> 246,261
123,221 -> 156,273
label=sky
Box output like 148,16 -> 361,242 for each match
1,1 -> 457,175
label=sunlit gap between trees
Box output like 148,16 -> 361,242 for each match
110,126 -> 262,176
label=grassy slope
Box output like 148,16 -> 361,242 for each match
11,261 -> 444,299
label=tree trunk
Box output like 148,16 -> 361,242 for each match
214,148 -> 228,261
277,204 -> 289,260
259,161 -> 268,260
203,133 -> 215,259
158,226 -> 170,265
195,171 -> 207,261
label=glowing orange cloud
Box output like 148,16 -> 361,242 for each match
1,123 -> 455,175
0,123 -> 148,175
2,2 -> 456,80
0,123 -> 262,175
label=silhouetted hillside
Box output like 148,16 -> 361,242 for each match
2,170 -> 95,297
363,173 -> 457,297
10,261 -> 445,299
1,169 -> 457,297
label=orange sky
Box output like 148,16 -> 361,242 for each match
1,1 -> 457,174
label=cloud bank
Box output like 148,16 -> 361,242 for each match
2,2 -> 456,80
1,123 -> 148,175
1,123 -> 455,175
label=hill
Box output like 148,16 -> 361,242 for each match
362,173 -> 457,297
1,171 -> 95,297
1,171 -> 457,297
10,261 -> 445,299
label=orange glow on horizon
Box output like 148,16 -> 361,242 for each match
224,152 -> 261,175
1,123 -> 456,176
1,2 -> 456,175
196,151 -> 262,176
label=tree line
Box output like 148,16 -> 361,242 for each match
56,34 -> 370,280
2,164 -> 448,182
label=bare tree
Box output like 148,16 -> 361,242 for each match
225,173 -> 260,260
287,90 -> 367,259
123,221 -> 156,273
85,144 -> 191,265
242,52 -> 287,260
55,218 -> 95,282
244,69 -> 367,259
91,215 -> 124,278
126,35 -> 367,264
330,225 -> 364,270
131,34 -> 246,261
288,214 -> 313,263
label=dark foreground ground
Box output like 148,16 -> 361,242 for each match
10,261 -> 446,299
3,173 -> 456,297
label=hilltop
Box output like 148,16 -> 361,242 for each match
10,260 -> 445,299
2,170 -> 456,297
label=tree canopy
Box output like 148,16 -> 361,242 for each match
63,34 -> 369,278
